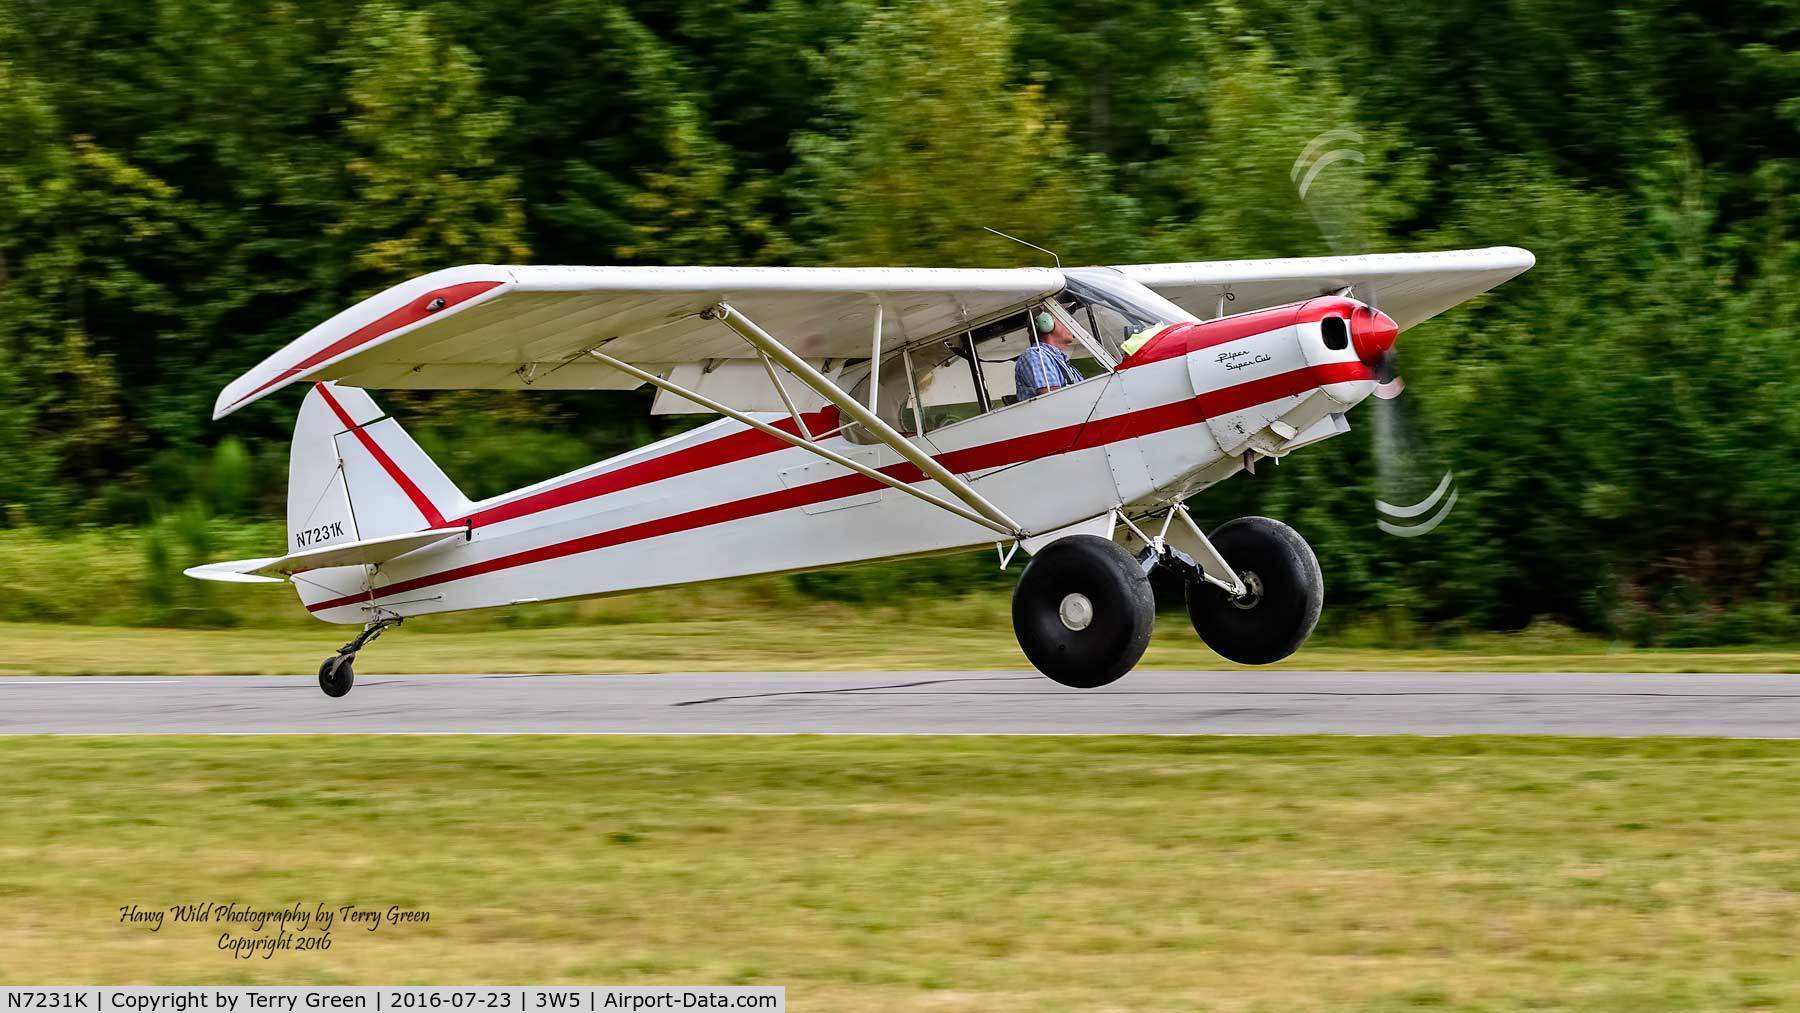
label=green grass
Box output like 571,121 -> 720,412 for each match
6,735 -> 1800,1010
0,617 -> 1795,675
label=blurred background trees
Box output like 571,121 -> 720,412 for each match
0,0 -> 1794,640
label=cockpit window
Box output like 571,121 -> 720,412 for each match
838,297 -> 1114,444
833,275 -> 1193,445
1058,268 -> 1199,361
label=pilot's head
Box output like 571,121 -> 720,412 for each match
1034,309 -> 1074,349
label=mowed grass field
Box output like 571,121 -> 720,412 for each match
3,618 -> 1798,674
4,736 -> 1800,1010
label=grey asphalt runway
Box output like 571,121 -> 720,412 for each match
0,670 -> 1797,735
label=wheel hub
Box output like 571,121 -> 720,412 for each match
1231,571 -> 1264,610
1058,592 -> 1095,631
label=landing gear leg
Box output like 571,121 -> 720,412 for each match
318,616 -> 402,698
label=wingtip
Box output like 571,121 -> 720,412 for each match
211,384 -> 248,421
212,377 -> 277,420
1499,245 -> 1537,271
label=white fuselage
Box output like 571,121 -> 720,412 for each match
296,300 -> 1376,624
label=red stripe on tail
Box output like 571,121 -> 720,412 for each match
313,384 -> 449,529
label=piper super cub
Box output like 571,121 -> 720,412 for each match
189,247 -> 1534,696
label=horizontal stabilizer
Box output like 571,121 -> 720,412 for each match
184,527 -> 465,584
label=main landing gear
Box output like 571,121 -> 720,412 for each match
1182,516 -> 1323,665
317,617 -> 402,698
1010,515 -> 1323,687
1012,535 -> 1158,689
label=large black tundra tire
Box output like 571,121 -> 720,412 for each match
1185,516 -> 1323,665
1012,534 -> 1156,688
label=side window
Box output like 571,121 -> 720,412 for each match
897,312 -> 1042,432
1076,299 -> 1137,362
842,350 -> 922,444
1016,301 -> 1111,397
968,312 -> 1031,407
1047,302 -> 1112,380
841,338 -> 990,443
912,338 -> 985,431
840,303 -> 1112,443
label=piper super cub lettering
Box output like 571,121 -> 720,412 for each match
187,248 -> 1534,697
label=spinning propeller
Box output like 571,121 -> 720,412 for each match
1290,130 -> 1457,537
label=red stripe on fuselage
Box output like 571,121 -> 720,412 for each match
303,361 -> 1368,613
315,384 -> 449,529
452,407 -> 841,529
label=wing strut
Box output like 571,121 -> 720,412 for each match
699,301 -> 1024,536
586,349 -> 1020,538
756,349 -> 813,439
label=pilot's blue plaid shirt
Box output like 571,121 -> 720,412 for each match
1014,343 -> 1084,400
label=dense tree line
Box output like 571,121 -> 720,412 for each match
0,0 -> 1795,640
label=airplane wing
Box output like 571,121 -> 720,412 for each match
1114,246 -> 1536,331
213,265 -> 1062,419
214,249 -> 1532,419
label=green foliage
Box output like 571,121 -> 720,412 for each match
793,0 -> 1101,265
0,0 -> 1794,642
207,438 -> 253,517
336,1 -> 528,281
140,502 -> 238,627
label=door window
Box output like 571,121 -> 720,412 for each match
840,301 -> 1113,443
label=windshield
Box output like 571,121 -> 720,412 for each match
1057,268 -> 1199,361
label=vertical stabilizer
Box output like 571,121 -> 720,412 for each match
286,382 -> 472,614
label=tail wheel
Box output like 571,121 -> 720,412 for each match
1012,534 -> 1155,688
1186,516 -> 1323,665
318,655 -> 355,698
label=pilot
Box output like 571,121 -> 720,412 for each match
1014,308 -> 1084,400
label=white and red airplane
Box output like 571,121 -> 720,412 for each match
189,248 -> 1534,696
